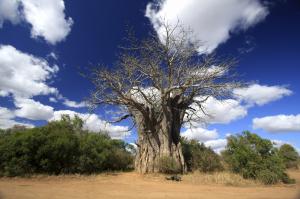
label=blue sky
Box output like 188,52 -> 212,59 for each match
0,0 -> 299,152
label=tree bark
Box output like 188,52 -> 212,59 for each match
133,109 -> 186,174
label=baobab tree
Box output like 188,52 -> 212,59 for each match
89,23 -> 239,173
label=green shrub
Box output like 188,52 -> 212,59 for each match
0,130 -> 37,176
182,139 -> 223,172
35,125 -> 79,174
158,156 -> 181,174
278,144 -> 299,169
78,134 -> 133,173
0,115 -> 133,176
222,131 -> 294,184
257,170 -> 280,185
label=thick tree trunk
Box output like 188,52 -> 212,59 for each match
133,109 -> 186,173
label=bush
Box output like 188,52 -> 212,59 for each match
257,170 -> 280,185
158,156 -> 181,174
278,144 -> 299,169
182,139 -> 223,172
0,115 -> 133,176
222,131 -> 294,184
0,130 -> 38,176
78,134 -> 133,173
35,125 -> 80,174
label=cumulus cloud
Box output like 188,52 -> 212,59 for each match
204,139 -> 227,153
181,127 -> 218,142
14,98 -> 54,120
0,0 -> 21,27
0,106 -> 34,129
203,98 -> 248,124
253,114 -> 300,133
0,45 -> 58,98
21,0 -> 73,44
234,84 -> 292,106
48,94 -> 86,108
146,0 -> 269,53
51,110 -> 130,139
0,107 -> 14,120
188,96 -> 248,125
185,83 -> 292,127
62,99 -> 86,108
0,0 -> 73,44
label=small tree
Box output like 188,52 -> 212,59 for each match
278,144 -> 299,169
89,23 -> 239,173
223,131 -> 294,184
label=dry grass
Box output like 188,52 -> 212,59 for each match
140,171 -> 261,186
182,172 -> 261,186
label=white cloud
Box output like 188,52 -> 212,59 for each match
204,139 -> 227,153
63,99 -> 86,108
186,84 -> 292,127
181,127 -> 218,142
0,106 -> 34,129
0,107 -> 15,120
0,45 -> 58,98
0,0 -> 21,27
204,98 -> 248,124
0,45 -> 58,123
146,0 -> 268,53
49,94 -> 86,108
189,96 -> 247,125
234,84 -> 292,106
0,0 -> 73,44
253,114 -> 300,133
49,97 -> 58,103
21,0 -> 73,44
51,110 -> 130,139
14,98 -> 54,120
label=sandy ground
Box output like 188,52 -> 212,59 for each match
0,171 -> 299,199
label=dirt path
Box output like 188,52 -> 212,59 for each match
0,171 -> 299,199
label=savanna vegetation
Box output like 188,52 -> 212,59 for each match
0,118 -> 298,185
0,115 -> 133,177
222,131 -> 297,184
0,23 -> 299,185
181,138 -> 223,173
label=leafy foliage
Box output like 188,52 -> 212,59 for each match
78,134 -> 133,173
0,115 -> 133,176
222,131 -> 295,184
181,138 -> 223,173
278,144 -> 299,169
